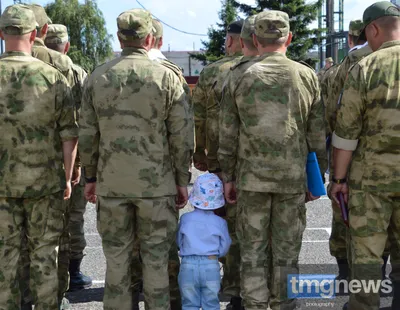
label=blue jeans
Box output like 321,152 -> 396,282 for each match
178,255 -> 221,310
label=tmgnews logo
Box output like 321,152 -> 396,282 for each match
288,274 -> 392,299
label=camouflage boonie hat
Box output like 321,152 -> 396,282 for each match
326,57 -> 334,63
0,4 -> 38,35
360,1 -> 400,40
29,4 -> 52,28
348,19 -> 364,37
152,19 -> 163,38
45,24 -> 68,44
241,15 -> 257,40
255,10 -> 290,38
117,9 -> 154,40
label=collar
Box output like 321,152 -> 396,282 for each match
148,48 -> 167,60
349,42 -> 368,53
34,37 -> 46,47
0,51 -> 32,58
377,40 -> 400,51
121,47 -> 149,57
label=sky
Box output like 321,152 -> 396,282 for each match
0,0 -> 380,51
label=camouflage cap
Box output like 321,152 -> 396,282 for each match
0,4 -> 38,35
241,15 -> 257,40
227,20 -> 244,34
45,24 -> 69,44
326,57 -> 334,63
348,19 -> 364,37
360,1 -> 400,40
152,19 -> 163,38
117,9 -> 154,40
255,10 -> 290,39
29,4 -> 52,28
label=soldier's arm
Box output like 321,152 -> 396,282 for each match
332,64 -> 366,177
166,73 -> 194,187
78,78 -> 100,179
217,79 -> 239,183
192,73 -> 208,167
307,76 -> 328,177
55,76 -> 79,183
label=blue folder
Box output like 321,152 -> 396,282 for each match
306,152 -> 327,196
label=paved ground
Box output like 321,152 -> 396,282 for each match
66,170 -> 393,309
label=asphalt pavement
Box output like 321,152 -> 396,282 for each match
66,170 -> 393,310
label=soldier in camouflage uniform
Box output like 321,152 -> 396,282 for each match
317,57 -> 334,81
330,2 -> 400,310
79,9 -> 193,310
0,4 -> 78,310
192,20 -> 243,173
219,11 -> 326,310
44,24 -> 93,293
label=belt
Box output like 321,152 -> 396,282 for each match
208,255 -> 217,260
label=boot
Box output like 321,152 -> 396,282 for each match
335,259 -> 349,281
392,282 -> 400,309
226,296 -> 244,310
68,259 -> 92,291
21,302 -> 32,310
382,256 -> 389,280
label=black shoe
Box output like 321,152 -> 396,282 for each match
68,259 -> 92,291
226,297 -> 244,310
392,283 -> 400,309
336,258 -> 349,281
382,255 -> 389,280
342,302 -> 348,310
21,302 -> 32,310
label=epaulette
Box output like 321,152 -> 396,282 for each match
160,59 -> 186,84
231,59 -> 250,71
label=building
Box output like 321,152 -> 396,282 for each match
163,51 -> 204,76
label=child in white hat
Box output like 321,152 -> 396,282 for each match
177,173 -> 232,310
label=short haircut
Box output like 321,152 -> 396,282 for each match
119,35 -> 147,47
348,34 -> 366,45
154,37 -> 161,47
45,42 -> 66,53
242,38 -> 257,51
255,35 -> 288,47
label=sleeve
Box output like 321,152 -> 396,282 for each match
217,77 -> 240,183
55,74 -> 79,142
192,73 -> 208,165
166,73 -> 194,187
78,77 -> 100,178
332,63 -> 366,151
219,219 -> 232,257
206,80 -> 221,172
306,74 -> 328,177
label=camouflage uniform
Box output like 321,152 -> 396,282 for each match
0,5 -> 78,310
317,57 -> 334,82
79,9 -> 193,310
218,11 -> 326,310
332,26 -> 400,310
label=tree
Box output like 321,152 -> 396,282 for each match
191,0 -> 237,64
233,0 -> 323,61
45,0 -> 113,72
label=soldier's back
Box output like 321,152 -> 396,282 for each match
82,48 -> 189,198
0,51 -> 76,198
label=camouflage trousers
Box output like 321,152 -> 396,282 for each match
97,195 -> 178,310
347,189 -> 400,310
0,192 -> 65,310
236,190 -> 306,310
222,203 -> 241,297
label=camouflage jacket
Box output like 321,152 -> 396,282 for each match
192,53 -> 242,172
79,47 -> 194,198
218,52 -> 327,193
0,51 -> 78,198
333,40 -> 400,192
320,64 -> 340,136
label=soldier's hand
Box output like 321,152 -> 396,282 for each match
176,186 -> 188,210
84,183 -> 97,203
224,182 -> 237,204
194,162 -> 208,172
306,191 -> 320,203
329,183 -> 349,205
64,181 -> 72,200
72,166 -> 81,187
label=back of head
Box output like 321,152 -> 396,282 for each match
117,8 -> 154,49
225,20 -> 243,55
0,4 -> 38,37
240,15 -> 258,55
348,19 -> 366,47
152,19 -> 163,49
45,24 -> 69,53
254,10 -> 290,50
359,1 -> 400,51
28,4 -> 52,38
